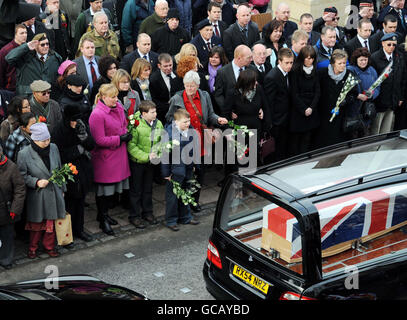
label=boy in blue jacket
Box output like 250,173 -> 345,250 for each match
161,109 -> 200,231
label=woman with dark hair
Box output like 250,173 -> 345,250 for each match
51,60 -> 77,102
223,68 -> 271,174
289,45 -> 321,156
206,46 -> 228,115
0,96 -> 31,143
314,49 -> 359,149
90,55 -> 119,105
259,19 -> 287,68
347,47 -> 380,137
170,55 -> 210,96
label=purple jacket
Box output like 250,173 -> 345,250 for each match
89,100 -> 130,183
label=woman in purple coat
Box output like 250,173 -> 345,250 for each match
89,83 -> 132,235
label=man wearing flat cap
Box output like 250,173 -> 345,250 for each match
29,79 -> 63,134
151,8 -> 190,56
5,33 -> 62,96
313,6 -> 347,48
190,19 -> 222,68
370,32 -> 407,135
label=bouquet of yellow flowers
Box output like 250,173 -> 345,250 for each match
49,163 -> 78,187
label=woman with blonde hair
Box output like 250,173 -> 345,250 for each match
130,58 -> 153,101
170,55 -> 209,95
111,68 -> 141,117
174,43 -> 203,69
89,83 -> 132,235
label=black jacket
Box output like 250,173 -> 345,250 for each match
120,49 -> 159,74
251,61 -> 272,86
370,48 -> 406,111
151,25 -> 191,56
263,66 -> 291,126
223,22 -> 260,61
59,87 -> 92,123
289,67 -> 320,132
344,35 -> 379,58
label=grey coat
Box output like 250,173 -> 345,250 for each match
17,143 -> 66,223
166,89 -> 219,126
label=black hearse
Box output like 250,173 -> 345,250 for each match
203,131 -> 407,300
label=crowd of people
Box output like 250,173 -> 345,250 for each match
0,0 -> 407,269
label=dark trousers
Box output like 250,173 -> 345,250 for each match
65,196 -> 85,236
289,131 -> 312,157
271,123 -> 289,162
165,178 -> 192,226
129,161 -> 154,219
193,160 -> 205,205
0,224 -> 14,265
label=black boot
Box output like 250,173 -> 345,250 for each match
99,217 -> 115,236
96,195 -> 115,236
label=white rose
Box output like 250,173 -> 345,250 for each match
172,139 -> 180,146
249,132 -> 254,137
166,143 -> 172,149
205,75 -> 210,80
83,88 -> 89,95
140,83 -> 148,91
128,114 -> 134,120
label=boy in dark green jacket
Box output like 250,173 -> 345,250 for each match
127,100 -> 163,228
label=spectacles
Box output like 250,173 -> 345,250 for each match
386,43 -> 397,47
41,90 -> 51,96
40,42 -> 50,47
331,17 -> 340,21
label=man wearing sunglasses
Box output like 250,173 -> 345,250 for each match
28,80 -> 63,134
5,33 -> 62,96
370,32 -> 407,135
313,7 -> 347,48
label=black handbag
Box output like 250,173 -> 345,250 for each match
259,131 -> 275,164
342,115 -> 363,133
361,101 -> 376,120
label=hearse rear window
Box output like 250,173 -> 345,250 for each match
220,179 -> 304,275
267,138 -> 407,195
316,182 -> 407,276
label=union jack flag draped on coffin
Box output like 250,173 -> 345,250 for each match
261,183 -> 407,263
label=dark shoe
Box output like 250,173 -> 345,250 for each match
191,203 -> 202,213
105,214 -> 118,225
187,218 -> 200,225
129,217 -> 147,229
46,250 -> 60,258
27,250 -> 36,259
100,220 -> 115,236
63,242 -> 75,250
1,264 -> 12,270
143,214 -> 158,225
78,231 -> 94,242
167,224 -> 179,231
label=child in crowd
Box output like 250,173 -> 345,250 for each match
161,108 -> 200,231
127,100 -> 163,228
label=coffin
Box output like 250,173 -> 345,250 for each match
261,184 -> 407,263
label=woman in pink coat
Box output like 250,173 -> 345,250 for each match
89,83 -> 132,235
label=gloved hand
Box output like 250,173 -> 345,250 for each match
120,132 -> 132,143
75,119 -> 88,141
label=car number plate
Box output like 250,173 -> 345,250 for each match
232,264 -> 270,294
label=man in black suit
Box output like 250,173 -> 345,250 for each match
214,44 -> 254,115
193,2 -> 227,38
296,13 -> 320,46
264,47 -> 294,161
120,33 -> 159,75
73,37 -> 100,90
370,14 -> 403,53
344,18 -> 378,58
378,0 -> 407,39
22,14 -> 56,51
251,43 -> 271,86
345,0 -> 379,39
274,2 -> 298,40
223,3 -> 260,61
190,20 -> 222,68
149,53 -> 177,125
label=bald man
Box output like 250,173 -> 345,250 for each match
120,33 -> 159,73
262,2 -> 298,41
251,43 -> 271,85
214,44 -> 255,114
223,4 -> 260,61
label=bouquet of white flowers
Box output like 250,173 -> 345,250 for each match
330,73 -> 360,122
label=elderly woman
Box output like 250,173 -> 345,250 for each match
170,55 -> 210,96
131,58 -> 153,101
89,83 -> 131,235
17,122 -> 66,259
0,96 -> 31,143
111,68 -> 141,118
0,145 -> 25,269
315,49 -> 359,149
166,70 -> 228,212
